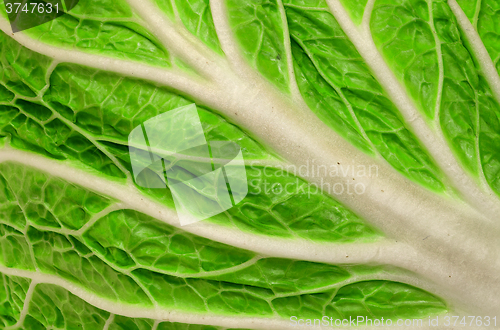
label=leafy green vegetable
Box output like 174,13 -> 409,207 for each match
1,0 -> 500,328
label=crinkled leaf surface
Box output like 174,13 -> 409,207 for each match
0,0 -> 499,329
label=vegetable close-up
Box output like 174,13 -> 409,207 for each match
0,0 -> 499,329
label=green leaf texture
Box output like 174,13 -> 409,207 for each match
0,163 -> 446,326
0,30 -> 383,242
371,0 -> 500,195
287,0 -> 447,192
226,0 -> 290,92
2,0 -> 500,327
